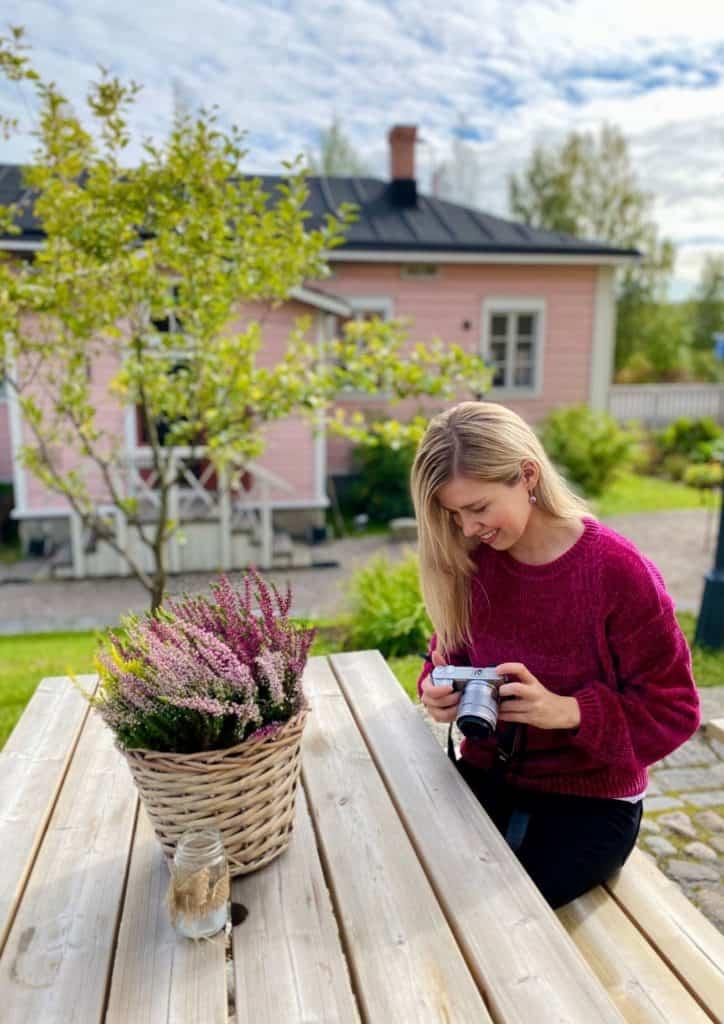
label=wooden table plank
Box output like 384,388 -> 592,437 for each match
557,886 -> 712,1023
0,704 -> 138,1023
105,805 -> 228,1024
705,718 -> 724,745
0,674 -> 97,956
330,650 -> 623,1024
605,849 -> 724,1022
232,785 -> 362,1024
301,656 -> 493,1023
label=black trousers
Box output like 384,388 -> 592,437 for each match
456,758 -> 644,910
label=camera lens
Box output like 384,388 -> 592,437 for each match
457,714 -> 495,739
457,678 -> 498,739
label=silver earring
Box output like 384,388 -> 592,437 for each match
529,493 -> 537,505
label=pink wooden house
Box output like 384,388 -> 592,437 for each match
0,128 -> 636,575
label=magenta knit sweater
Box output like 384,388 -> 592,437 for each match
417,517 -> 701,799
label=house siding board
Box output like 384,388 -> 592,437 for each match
319,263 -> 597,474
24,340 -> 127,512
15,300 -> 319,515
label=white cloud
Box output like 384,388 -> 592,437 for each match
1,0 -> 722,295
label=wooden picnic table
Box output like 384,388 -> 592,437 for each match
1,651 -> 722,1022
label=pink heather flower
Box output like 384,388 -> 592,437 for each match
94,571 -> 314,752
255,649 -> 285,704
246,721 -> 283,743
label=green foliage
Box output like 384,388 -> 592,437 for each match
540,405 -> 633,497
660,453 -> 690,482
615,301 -> 695,381
347,437 -> 417,523
691,256 -> 724,351
683,462 -> 722,489
345,550 -> 432,658
656,417 -> 722,462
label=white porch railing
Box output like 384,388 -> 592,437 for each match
70,448 -> 295,579
609,384 -> 724,426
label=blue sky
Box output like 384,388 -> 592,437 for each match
1,0 -> 723,300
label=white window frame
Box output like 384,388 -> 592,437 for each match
480,297 -> 545,399
346,296 -> 394,322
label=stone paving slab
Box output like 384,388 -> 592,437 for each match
645,728 -> 724,932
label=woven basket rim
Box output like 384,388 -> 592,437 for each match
119,701 -> 308,763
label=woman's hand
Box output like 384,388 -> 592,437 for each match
496,662 -> 581,731
420,648 -> 461,723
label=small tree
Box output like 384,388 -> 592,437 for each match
0,29 -> 492,611
692,255 -> 724,351
305,115 -> 370,176
431,119 -> 482,209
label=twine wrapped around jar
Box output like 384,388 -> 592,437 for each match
167,828 -> 230,939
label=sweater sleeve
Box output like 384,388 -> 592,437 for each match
416,632 -> 470,699
569,553 -> 701,771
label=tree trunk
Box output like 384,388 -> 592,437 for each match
150,569 -> 166,614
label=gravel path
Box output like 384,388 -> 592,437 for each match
0,507 -> 718,632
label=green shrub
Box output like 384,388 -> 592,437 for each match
347,439 -> 417,524
540,405 -> 633,497
660,453 -> 690,481
656,417 -> 722,462
345,549 -> 432,657
683,462 -> 723,489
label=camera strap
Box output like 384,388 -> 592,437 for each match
445,721 -> 525,775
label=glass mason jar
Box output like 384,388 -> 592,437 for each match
169,828 -> 229,939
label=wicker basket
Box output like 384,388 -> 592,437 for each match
122,705 -> 308,877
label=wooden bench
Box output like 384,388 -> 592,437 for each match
1,654 -> 722,1022
705,717 -> 724,745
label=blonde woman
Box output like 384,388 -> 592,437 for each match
412,401 -> 700,909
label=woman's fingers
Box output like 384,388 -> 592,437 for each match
496,662 -> 533,683
420,678 -> 460,722
498,680 -> 527,699
431,649 -> 445,667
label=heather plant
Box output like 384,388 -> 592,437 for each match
89,571 -> 314,753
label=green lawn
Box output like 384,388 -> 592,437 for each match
591,472 -> 716,518
0,630 -> 100,749
1,611 -> 721,750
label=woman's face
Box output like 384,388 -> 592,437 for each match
436,471 -> 534,550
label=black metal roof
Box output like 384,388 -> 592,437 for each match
0,164 -> 638,259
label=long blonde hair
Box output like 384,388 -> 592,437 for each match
410,401 -> 592,654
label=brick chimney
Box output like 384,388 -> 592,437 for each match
387,124 -> 418,207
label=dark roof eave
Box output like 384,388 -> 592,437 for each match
0,233 -> 640,261
331,241 -> 641,258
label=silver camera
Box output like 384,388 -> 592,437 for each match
431,666 -> 508,739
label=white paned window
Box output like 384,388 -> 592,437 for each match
481,299 -> 545,397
